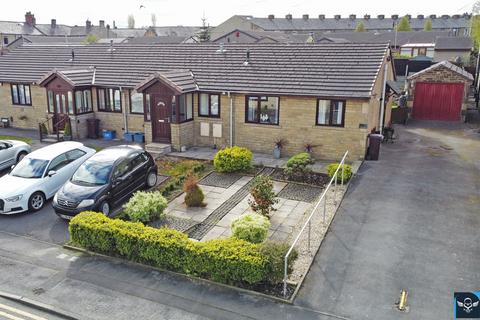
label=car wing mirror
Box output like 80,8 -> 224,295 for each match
48,170 -> 57,177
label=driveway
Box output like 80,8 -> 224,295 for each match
296,120 -> 480,319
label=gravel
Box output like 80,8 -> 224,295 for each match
199,172 -> 243,188
286,185 -> 347,283
277,183 -> 323,203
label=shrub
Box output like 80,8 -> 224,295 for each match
326,163 -> 353,183
183,174 -> 205,207
63,121 -> 72,136
123,191 -> 168,223
40,123 -> 48,135
69,211 -> 270,285
284,152 -> 314,180
259,241 -> 298,284
231,213 -> 270,244
249,174 -> 278,217
213,146 -> 252,173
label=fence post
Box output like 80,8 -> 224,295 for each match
308,220 -> 311,253
334,172 -> 337,205
283,255 -> 288,297
323,193 -> 327,223
341,164 -> 344,186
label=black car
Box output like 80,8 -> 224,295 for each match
53,145 -> 158,219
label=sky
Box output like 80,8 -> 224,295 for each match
1,0 -> 477,28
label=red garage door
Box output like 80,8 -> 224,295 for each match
413,82 -> 464,121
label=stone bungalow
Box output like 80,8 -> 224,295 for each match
0,43 -> 394,160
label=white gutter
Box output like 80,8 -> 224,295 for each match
379,63 -> 388,133
228,92 -> 233,147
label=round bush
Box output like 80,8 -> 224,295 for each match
231,212 -> 270,244
123,191 -> 168,223
183,174 -> 205,207
213,146 -> 253,173
326,163 -> 353,183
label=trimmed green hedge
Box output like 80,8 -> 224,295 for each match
69,211 -> 278,285
213,146 -> 252,173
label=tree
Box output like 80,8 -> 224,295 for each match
198,16 -> 211,42
423,19 -> 433,31
355,22 -> 366,32
396,16 -> 412,31
151,13 -> 157,27
127,14 -> 135,28
84,34 -> 99,44
472,15 -> 480,51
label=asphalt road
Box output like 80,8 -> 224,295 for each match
296,121 -> 480,319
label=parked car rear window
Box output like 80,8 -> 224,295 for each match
71,160 -> 113,185
10,158 -> 49,179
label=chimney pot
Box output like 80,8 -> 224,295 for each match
318,14 -> 325,20
99,20 -> 105,28
364,14 -> 370,20
25,11 -> 36,26
452,14 -> 460,19
285,14 -> 292,20
417,14 -> 424,19
51,19 -> 56,28
86,20 -> 92,31
349,14 -> 356,20
429,14 -> 436,19
334,14 -> 341,20
377,14 -> 385,20
391,14 -> 399,20
268,14 -> 274,20
441,14 -> 450,19
406,14 -> 411,20
303,14 -> 309,20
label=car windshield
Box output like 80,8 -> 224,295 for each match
71,160 -> 112,185
10,158 -> 49,179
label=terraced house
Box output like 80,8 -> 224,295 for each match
0,43 -> 394,160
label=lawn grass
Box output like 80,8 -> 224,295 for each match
0,135 -> 33,144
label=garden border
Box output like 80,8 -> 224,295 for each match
288,160 -> 361,301
63,243 -> 297,304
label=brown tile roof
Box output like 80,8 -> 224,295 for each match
0,43 -> 389,98
38,67 -> 96,87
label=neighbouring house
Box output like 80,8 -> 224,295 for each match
0,12 -> 43,48
0,43 -> 395,160
211,14 -> 471,40
407,61 -> 473,121
433,36 -> 473,64
211,29 -> 305,44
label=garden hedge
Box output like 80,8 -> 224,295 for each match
69,211 -> 278,285
213,146 -> 252,173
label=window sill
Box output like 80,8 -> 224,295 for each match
11,104 -> 33,108
197,116 -> 221,120
243,122 -> 282,129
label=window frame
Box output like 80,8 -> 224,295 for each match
129,90 -> 144,115
144,94 -> 151,122
244,95 -> 280,125
315,99 -> 346,127
74,89 -> 93,115
178,93 -> 194,123
198,93 -> 221,118
10,83 -> 32,106
96,88 -> 122,113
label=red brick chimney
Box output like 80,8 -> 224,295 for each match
25,12 -> 36,26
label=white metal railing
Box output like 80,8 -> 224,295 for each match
283,150 -> 349,297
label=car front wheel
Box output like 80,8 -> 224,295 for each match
146,171 -> 157,188
100,201 -> 110,217
28,192 -> 45,212
16,151 -> 28,163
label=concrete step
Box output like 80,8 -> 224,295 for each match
145,143 -> 171,159
42,138 -> 60,143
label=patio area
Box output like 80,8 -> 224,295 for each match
169,146 -> 338,173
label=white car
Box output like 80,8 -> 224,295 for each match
0,142 -> 95,214
0,140 -> 31,171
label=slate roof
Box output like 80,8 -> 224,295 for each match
34,24 -> 72,36
0,43 -> 389,98
435,36 -> 473,50
148,26 -> 200,37
211,29 -> 306,43
0,21 -> 43,35
126,36 -> 187,44
408,60 -> 473,81
314,31 -> 453,46
243,15 -> 470,31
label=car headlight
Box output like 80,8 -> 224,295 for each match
5,195 -> 22,202
53,193 -> 58,204
78,199 -> 95,208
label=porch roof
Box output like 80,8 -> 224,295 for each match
38,67 -> 96,87
0,43 -> 389,98
135,69 -> 198,94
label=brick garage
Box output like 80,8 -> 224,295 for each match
408,61 -> 473,121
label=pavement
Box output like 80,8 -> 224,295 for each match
296,120 -> 480,319
0,120 -> 478,319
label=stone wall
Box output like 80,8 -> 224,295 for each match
0,84 -> 48,129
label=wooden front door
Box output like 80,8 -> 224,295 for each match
151,95 -> 172,143
53,92 -> 71,131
